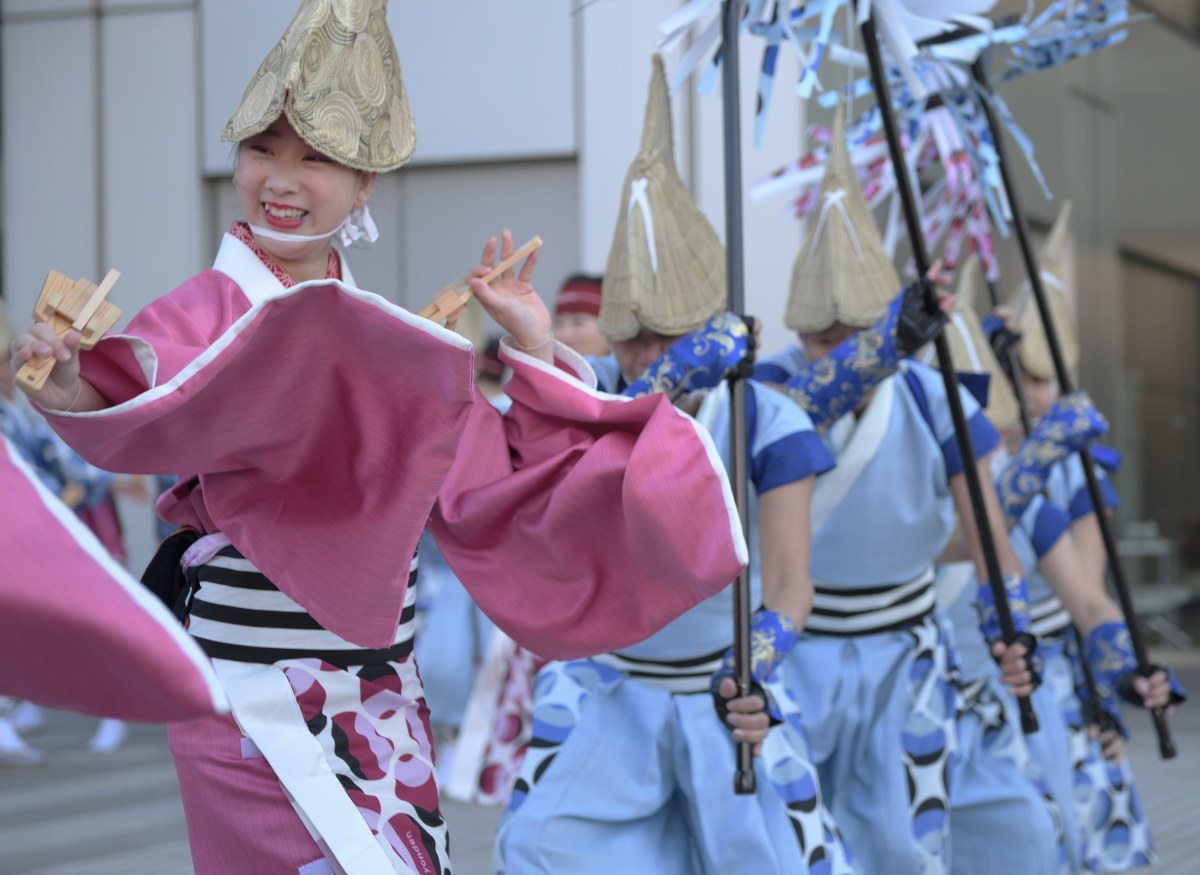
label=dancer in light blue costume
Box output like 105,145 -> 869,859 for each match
497,56 -> 852,875
999,214 -> 1185,872
924,266 -> 1068,875
759,107 -> 1038,875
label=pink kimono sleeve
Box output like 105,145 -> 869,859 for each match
429,342 -> 747,660
0,435 -> 227,721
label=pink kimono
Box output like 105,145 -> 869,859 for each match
0,434 -> 226,722
41,232 -> 746,874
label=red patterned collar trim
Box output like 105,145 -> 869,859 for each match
229,222 -> 342,289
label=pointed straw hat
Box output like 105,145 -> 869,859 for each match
222,0 -> 415,173
599,55 -> 725,342
1016,201 -> 1079,381
920,256 -> 1020,429
785,103 -> 899,334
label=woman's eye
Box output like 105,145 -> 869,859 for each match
247,143 -> 270,154
304,154 -> 334,163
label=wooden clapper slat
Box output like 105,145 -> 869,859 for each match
17,269 -> 121,392
417,237 -> 542,331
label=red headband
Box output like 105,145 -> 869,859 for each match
555,276 -> 603,317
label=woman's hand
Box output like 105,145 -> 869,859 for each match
715,676 -> 770,756
468,230 -> 552,362
1130,669 -> 1174,711
992,640 -> 1036,698
1090,724 -> 1125,762
10,322 -> 85,410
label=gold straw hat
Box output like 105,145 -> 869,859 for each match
785,102 -> 899,334
222,0 -> 415,173
920,256 -> 1020,429
599,55 -> 725,342
1016,201 -> 1078,381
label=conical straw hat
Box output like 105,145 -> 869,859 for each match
222,0 -> 415,173
1016,201 -> 1078,381
599,55 -> 725,341
785,103 -> 899,333
920,256 -> 1020,429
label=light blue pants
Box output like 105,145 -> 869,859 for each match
496,659 -> 852,875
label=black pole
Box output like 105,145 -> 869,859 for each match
971,59 -> 1175,758
720,0 -> 757,795
861,17 -> 1038,733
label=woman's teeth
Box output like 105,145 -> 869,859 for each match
264,204 -> 306,219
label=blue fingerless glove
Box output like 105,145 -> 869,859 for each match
1072,649 -> 1130,739
976,574 -> 1042,684
1084,620 -> 1188,710
624,312 -> 752,400
995,392 -> 1108,527
711,609 -> 801,726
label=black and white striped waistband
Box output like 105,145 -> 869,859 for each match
1031,595 -> 1071,639
186,549 -> 417,667
591,646 -> 727,694
806,569 -> 937,637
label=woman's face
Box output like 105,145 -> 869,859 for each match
799,322 -> 857,362
613,326 -> 679,384
554,312 -> 610,358
1020,369 -> 1059,420
234,117 -> 374,263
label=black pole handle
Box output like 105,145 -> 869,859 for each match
720,0 -> 758,793
970,59 -> 1174,759
861,18 -> 1038,733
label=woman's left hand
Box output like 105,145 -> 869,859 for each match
468,230 -> 552,362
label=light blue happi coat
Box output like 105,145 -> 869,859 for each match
938,494 -> 1071,875
0,395 -> 114,505
764,347 -> 999,875
1020,459 -> 1153,873
496,361 -> 852,875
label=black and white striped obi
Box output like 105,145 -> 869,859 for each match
591,645 -> 728,695
806,568 -> 937,636
185,546 -> 417,666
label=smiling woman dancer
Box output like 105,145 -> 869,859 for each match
8,3 -> 748,873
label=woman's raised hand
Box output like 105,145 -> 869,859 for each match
10,322 -> 86,411
468,230 -> 553,362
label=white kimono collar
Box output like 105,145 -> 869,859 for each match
213,234 -> 358,306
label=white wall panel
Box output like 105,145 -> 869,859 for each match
201,0 -> 575,175
1,0 -> 91,16
2,18 -> 98,319
101,9 -> 205,322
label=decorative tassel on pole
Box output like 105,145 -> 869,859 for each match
860,15 -> 1039,733
970,58 -> 1175,759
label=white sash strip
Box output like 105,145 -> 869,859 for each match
810,377 -> 895,533
211,659 -> 395,874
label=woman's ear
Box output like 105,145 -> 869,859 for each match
356,172 -> 377,208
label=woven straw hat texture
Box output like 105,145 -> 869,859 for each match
785,102 -> 899,334
599,55 -> 726,342
1016,201 -> 1079,381
222,0 -> 415,173
921,255 -> 1021,429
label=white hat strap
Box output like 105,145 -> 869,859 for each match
627,178 -> 660,273
809,189 -> 865,261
